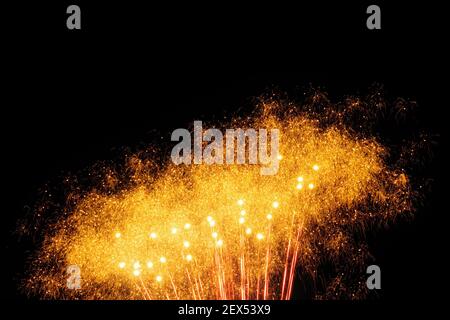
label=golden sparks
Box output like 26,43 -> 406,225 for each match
24,97 -> 415,300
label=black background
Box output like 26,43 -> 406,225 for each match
3,0 -> 447,318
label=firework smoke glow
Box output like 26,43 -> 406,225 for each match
24,95 -> 415,300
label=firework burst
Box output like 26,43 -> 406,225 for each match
22,90 -> 420,300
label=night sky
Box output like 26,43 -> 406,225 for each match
2,1 -> 445,317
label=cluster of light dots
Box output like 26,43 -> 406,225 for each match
112,192 -> 313,280
113,164 -> 320,280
